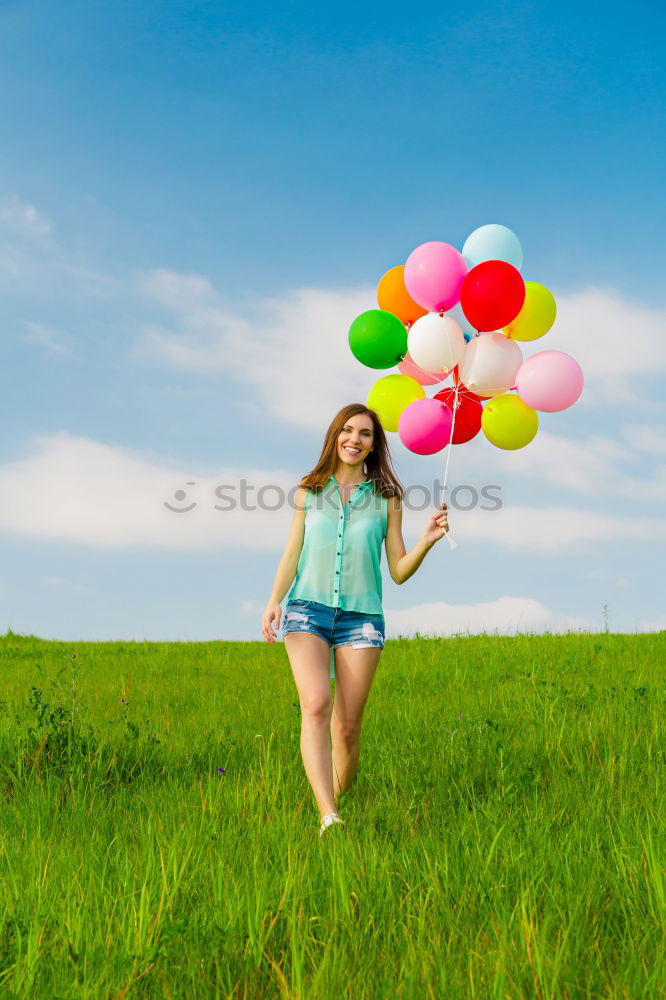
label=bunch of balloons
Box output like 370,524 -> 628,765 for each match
348,224 -> 584,454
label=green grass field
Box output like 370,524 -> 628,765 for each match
0,629 -> 664,999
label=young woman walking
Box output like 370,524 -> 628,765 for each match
261,403 -> 449,837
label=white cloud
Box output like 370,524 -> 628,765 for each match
384,596 -> 597,637
0,192 -> 116,299
140,269 -> 219,311
0,194 -> 52,239
583,569 -> 630,588
635,620 -> 666,633
446,424 -> 666,500
1,432 -> 664,553
620,424 -> 666,456
240,599 -> 264,614
544,285 -> 666,407
22,321 -> 76,359
0,431 -> 298,551
132,270 -> 376,425
400,498 -> 666,552
39,575 -> 90,592
130,272 -> 666,512
133,272 -> 666,426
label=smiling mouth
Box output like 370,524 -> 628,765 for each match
342,446 -> 362,455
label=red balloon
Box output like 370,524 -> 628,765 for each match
460,260 -> 525,332
452,365 -> 493,401
433,387 -> 483,444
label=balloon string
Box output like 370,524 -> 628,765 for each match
442,377 -> 458,490
440,373 -> 459,550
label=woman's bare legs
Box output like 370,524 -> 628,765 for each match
330,645 -> 382,807
283,632 -> 337,819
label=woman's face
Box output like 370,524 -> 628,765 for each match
337,415 -> 374,470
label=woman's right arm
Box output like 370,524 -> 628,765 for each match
261,486 -> 308,643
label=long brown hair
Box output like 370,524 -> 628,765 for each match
299,403 -> 404,501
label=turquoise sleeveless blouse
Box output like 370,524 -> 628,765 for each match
287,474 -> 388,615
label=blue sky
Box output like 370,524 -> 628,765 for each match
1,0 -> 665,640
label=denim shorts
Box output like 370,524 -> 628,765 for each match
282,600 -> 385,651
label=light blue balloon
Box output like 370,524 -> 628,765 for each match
462,224 -> 523,272
447,301 -> 475,337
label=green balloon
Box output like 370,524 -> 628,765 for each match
348,309 -> 408,369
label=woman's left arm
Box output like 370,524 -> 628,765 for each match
385,496 -> 449,585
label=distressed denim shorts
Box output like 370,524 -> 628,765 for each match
282,599 -> 385,651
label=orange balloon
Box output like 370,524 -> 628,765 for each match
377,266 -> 428,327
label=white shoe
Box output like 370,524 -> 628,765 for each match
319,812 -> 345,837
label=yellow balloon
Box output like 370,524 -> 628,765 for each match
481,393 -> 538,449
503,282 -> 556,342
367,374 -> 425,432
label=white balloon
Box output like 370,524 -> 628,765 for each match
459,333 -> 523,397
407,313 -> 466,375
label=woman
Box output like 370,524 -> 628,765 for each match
261,403 -> 449,837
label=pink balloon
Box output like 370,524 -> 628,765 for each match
398,351 -> 449,386
398,398 -> 453,455
404,242 -> 468,313
515,350 -> 584,412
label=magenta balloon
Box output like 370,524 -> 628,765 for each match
515,350 -> 584,412
398,398 -> 453,455
404,242 -> 468,312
